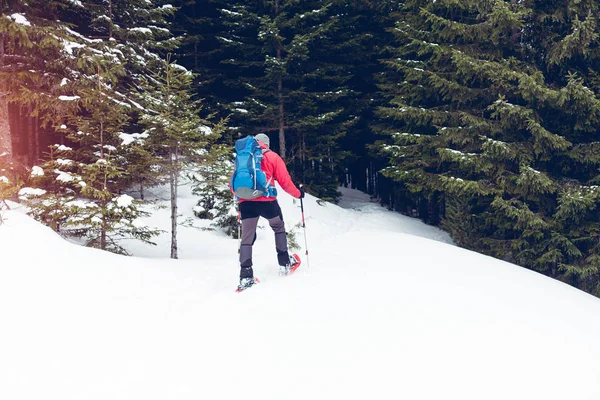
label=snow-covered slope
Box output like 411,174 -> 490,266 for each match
1,188 -> 600,400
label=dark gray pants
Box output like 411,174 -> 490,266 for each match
239,200 -> 290,275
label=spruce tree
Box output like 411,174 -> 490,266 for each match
20,57 -> 159,253
20,146 -> 79,232
118,132 -> 162,200
378,0 -> 600,295
76,0 -> 178,78
0,157 -> 22,222
527,0 -> 600,294
65,0 -> 179,195
172,1 -> 399,200
137,55 -> 223,259
66,60 -> 158,253
328,0 -> 399,196
204,0 -> 355,199
190,143 -> 237,236
0,0 -> 85,165
171,0 -> 225,111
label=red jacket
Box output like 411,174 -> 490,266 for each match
236,142 -> 301,202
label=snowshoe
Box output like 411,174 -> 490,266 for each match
279,253 -> 301,276
236,277 -> 260,292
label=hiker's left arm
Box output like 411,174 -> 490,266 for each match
273,155 -> 301,198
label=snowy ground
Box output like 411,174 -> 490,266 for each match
2,185 -> 600,400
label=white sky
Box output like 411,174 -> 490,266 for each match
1,184 -> 600,399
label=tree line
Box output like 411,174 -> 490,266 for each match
1,0 -> 600,296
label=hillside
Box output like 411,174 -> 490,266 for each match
1,187 -> 600,400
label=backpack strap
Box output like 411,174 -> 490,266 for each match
260,149 -> 277,197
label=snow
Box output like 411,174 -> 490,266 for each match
1,185 -> 600,400
397,131 -> 421,137
61,38 -> 86,55
115,194 -> 134,208
119,132 -> 148,146
58,95 -> 80,101
128,99 -> 145,111
525,167 -> 541,174
129,27 -> 152,34
65,200 -> 97,209
18,187 -> 46,197
110,97 -> 132,108
0,176 -> 8,183
9,13 -> 30,26
221,9 -> 242,16
54,169 -> 75,182
56,158 -> 73,166
200,125 -> 212,135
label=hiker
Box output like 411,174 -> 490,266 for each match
230,133 -> 305,290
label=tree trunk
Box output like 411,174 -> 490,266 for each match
34,113 -> 39,162
101,212 -> 107,250
0,96 -> 11,161
0,33 -> 12,163
275,0 -> 286,159
27,105 -> 34,165
140,179 -> 145,200
108,0 -> 113,38
302,132 -> 306,163
278,75 -> 285,159
170,146 -> 178,259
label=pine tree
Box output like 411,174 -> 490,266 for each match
203,0 -> 356,199
77,0 -> 178,79
171,0 -> 225,111
65,0 -> 179,194
20,58 -> 160,254
118,132 -> 162,200
63,60 -> 158,253
378,0 -> 600,295
0,156 -> 22,223
190,143 -> 237,236
527,0 -> 600,294
0,0 -> 85,165
327,0 -> 399,196
137,55 -> 223,259
171,1 -> 399,200
20,146 -> 79,232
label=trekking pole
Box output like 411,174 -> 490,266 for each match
299,186 -> 310,268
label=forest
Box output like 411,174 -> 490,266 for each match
1,0 -> 600,297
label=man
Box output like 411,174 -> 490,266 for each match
234,133 -> 305,291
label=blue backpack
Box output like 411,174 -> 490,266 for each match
230,136 -> 276,199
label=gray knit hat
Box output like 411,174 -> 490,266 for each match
255,133 -> 270,148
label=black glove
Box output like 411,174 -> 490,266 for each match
298,186 -> 305,199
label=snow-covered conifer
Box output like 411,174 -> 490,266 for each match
378,0 -> 600,294
137,55 -> 223,258
190,143 -> 237,237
